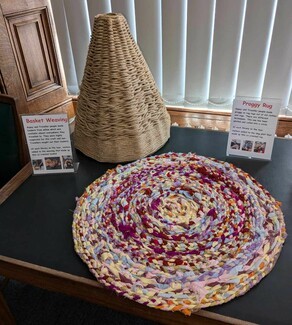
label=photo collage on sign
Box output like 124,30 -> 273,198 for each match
22,114 -> 75,174
230,139 -> 266,154
31,156 -> 74,172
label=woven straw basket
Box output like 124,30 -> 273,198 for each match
74,13 -> 171,163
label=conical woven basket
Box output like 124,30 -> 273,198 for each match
74,13 -> 171,163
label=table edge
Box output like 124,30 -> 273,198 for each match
0,163 -> 32,205
0,255 -> 256,325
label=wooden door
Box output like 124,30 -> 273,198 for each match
0,0 -> 74,162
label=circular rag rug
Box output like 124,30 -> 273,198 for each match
73,152 -> 286,315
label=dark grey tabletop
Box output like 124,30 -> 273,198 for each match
0,127 -> 291,324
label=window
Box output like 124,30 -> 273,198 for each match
51,0 -> 292,115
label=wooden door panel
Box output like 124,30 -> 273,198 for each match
0,0 -> 70,115
0,9 -> 28,112
0,70 -> 7,93
0,0 -> 49,15
0,0 -> 75,167
6,8 -> 62,100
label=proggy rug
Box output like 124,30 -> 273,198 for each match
73,152 -> 286,316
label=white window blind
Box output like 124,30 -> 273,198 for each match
135,0 -> 163,91
185,0 -> 215,106
62,0 -> 91,88
162,0 -> 188,103
51,0 -> 292,115
87,1 -> 112,28
209,0 -> 246,106
289,89 -> 292,116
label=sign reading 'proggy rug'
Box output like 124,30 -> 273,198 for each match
227,98 -> 281,160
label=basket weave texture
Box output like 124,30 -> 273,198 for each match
74,13 -> 170,163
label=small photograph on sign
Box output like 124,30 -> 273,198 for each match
254,141 -> 266,154
230,139 -> 241,150
62,155 -> 74,169
45,157 -> 62,170
242,140 -> 253,152
32,159 -> 45,171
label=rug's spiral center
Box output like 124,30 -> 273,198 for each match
157,194 -> 199,225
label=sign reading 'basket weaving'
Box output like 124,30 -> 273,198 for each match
72,152 -> 286,316
74,13 -> 170,163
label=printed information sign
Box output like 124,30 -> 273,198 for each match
227,98 -> 281,160
22,114 -> 74,174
